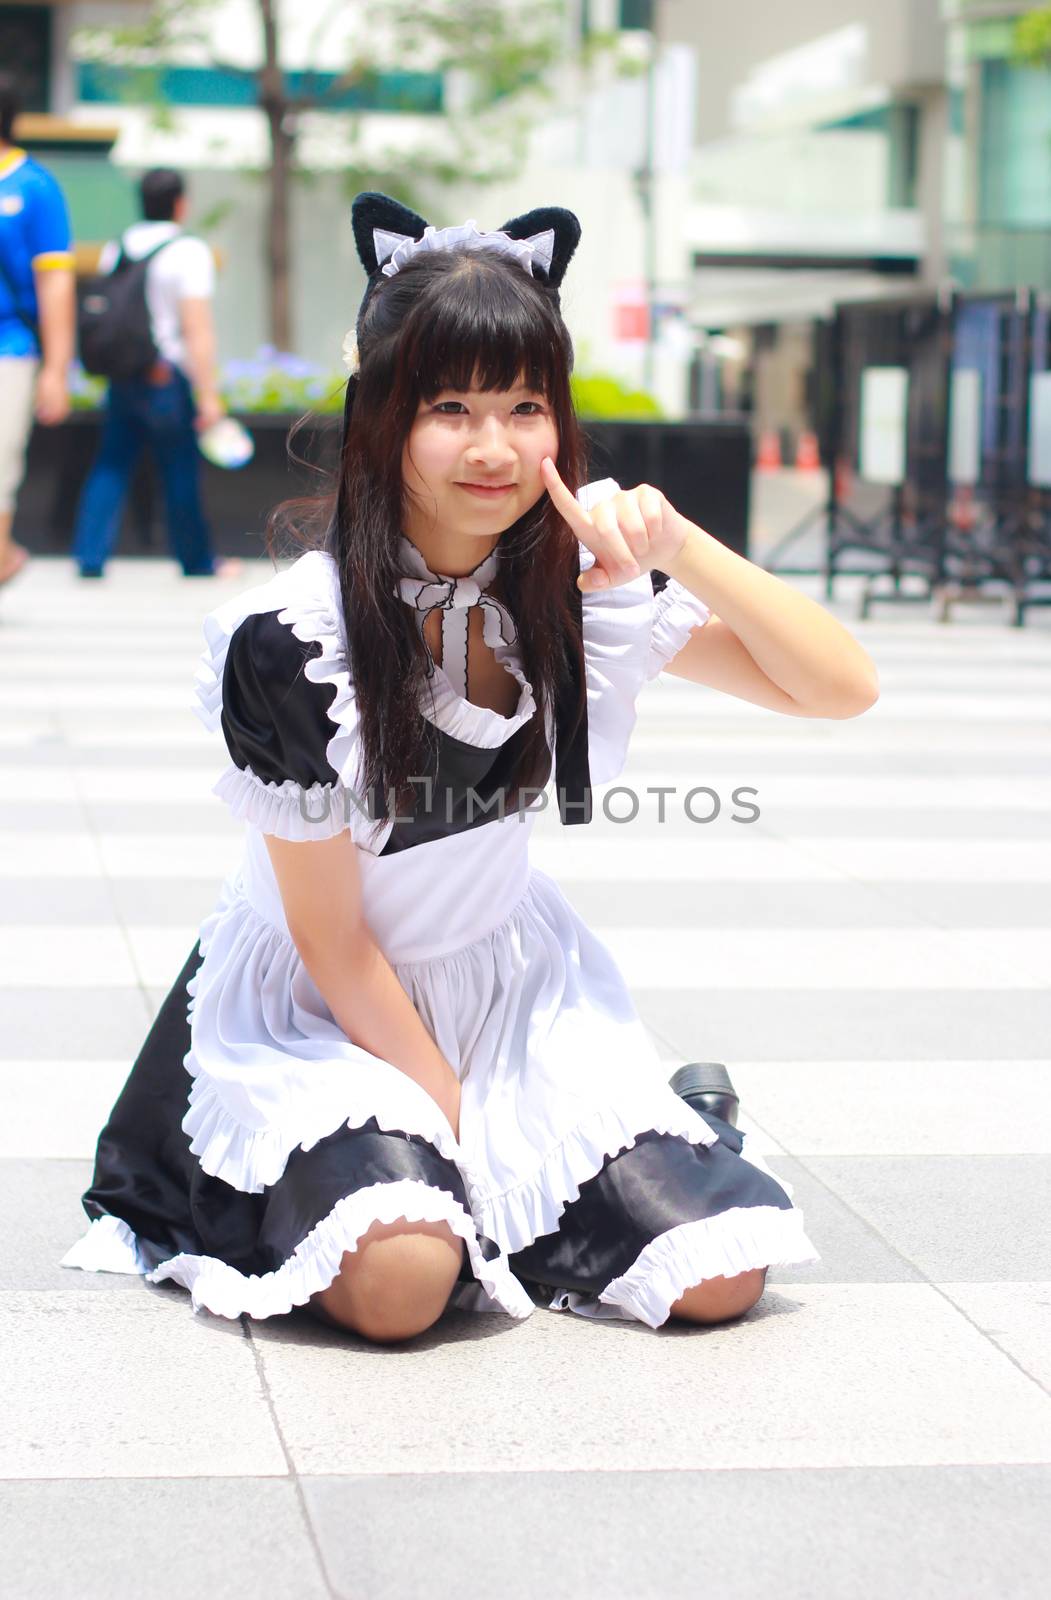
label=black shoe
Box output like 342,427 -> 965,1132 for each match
78,566 -> 104,579
669,1061 -> 740,1128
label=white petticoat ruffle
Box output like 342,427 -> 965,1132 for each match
62,1213 -> 152,1275
61,1182 -> 535,1322
157,1179 -> 533,1321
593,1204 -> 817,1328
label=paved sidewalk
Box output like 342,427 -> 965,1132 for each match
1,556 -> 1050,1599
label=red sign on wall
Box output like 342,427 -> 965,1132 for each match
614,303 -> 650,341
612,282 -> 650,343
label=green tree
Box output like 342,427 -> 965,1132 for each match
74,0 -> 620,350
1014,6 -> 1051,65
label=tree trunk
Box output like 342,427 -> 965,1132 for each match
266,115 -> 293,351
258,0 -> 293,351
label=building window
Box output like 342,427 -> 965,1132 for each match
887,102 -> 919,211
619,0 -> 654,29
979,57 -> 1051,228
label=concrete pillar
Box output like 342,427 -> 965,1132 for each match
916,83 -> 949,287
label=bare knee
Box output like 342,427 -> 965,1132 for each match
669,1266 -> 767,1326
309,1217 -> 464,1343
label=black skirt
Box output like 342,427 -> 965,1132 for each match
68,943 -> 804,1324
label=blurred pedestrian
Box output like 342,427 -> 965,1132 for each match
70,167 -> 241,580
0,72 -> 74,591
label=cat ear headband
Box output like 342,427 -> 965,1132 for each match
342,191 -> 582,374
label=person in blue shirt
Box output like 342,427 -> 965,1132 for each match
0,72 -> 75,589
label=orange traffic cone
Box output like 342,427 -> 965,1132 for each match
796,430 -> 821,472
756,430 -> 782,472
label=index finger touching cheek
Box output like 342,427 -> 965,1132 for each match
540,456 -> 590,527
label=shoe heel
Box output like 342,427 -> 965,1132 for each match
669,1061 -> 740,1128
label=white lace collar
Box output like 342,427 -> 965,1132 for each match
394,535 -> 518,702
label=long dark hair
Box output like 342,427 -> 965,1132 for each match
269,247 -> 588,818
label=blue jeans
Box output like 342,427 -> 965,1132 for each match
70,366 -> 217,575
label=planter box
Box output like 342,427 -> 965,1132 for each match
14,413 -> 750,562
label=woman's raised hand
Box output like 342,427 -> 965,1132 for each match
540,456 -> 690,594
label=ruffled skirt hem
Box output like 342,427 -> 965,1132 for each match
60,1179 -> 535,1322
61,1192 -> 818,1330
594,1203 -> 819,1328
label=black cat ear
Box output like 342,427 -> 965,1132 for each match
498,206 -> 581,289
351,191 -> 430,276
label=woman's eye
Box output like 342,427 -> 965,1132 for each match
429,398 -> 545,416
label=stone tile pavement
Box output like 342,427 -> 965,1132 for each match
1,555 -> 1050,1598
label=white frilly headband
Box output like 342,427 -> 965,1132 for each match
341,219 -> 557,374
375,220 -> 555,280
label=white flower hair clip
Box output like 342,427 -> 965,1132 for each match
374,220 -> 556,281
341,329 -> 360,375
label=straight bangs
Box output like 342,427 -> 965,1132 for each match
399,259 -> 571,404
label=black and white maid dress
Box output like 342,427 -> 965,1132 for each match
62,480 -> 818,1326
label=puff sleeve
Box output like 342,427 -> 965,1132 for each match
216,610 -> 350,840
575,478 -> 712,783
192,552 -> 389,849
579,556 -> 655,786
646,578 -> 711,681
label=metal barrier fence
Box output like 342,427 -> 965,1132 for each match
766,289 -> 1051,626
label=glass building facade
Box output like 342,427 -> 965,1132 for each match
946,2 -> 1051,291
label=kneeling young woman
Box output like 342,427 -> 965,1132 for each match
64,193 -> 880,1340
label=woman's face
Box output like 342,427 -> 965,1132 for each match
401,376 -> 559,567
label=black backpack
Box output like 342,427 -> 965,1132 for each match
77,236 -> 177,380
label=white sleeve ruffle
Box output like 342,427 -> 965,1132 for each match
209,766 -> 374,845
